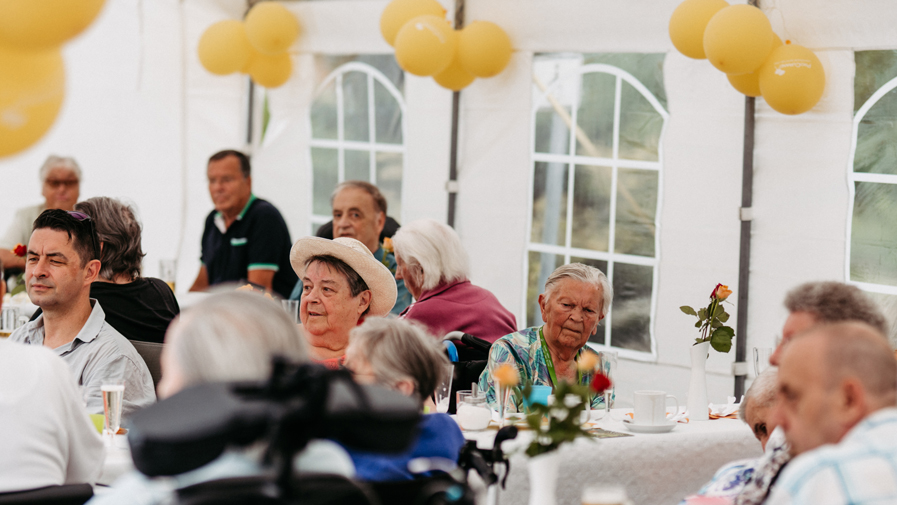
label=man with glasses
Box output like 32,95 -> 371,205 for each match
9,210 -> 155,417
0,155 -> 82,272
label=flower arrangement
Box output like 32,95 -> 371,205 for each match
8,244 -> 26,296
680,283 -> 735,353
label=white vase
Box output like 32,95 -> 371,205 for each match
687,341 -> 710,421
528,451 -> 560,505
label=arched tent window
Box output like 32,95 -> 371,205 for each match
308,56 -> 405,233
847,50 -> 897,329
526,53 -> 667,359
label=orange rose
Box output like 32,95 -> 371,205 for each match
382,237 -> 394,254
576,352 -> 600,372
715,284 -> 733,301
493,364 -> 520,387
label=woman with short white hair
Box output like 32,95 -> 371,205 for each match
392,219 -> 517,343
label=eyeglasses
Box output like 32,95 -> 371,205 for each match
65,211 -> 101,262
45,179 -> 79,189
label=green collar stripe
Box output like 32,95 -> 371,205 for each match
237,194 -> 257,220
248,263 -> 279,272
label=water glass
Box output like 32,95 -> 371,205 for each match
159,259 -> 177,292
753,347 -> 772,376
281,300 -> 299,324
102,384 -> 125,441
434,364 -> 453,414
600,350 -> 618,409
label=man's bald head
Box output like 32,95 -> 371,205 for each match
811,322 -> 897,407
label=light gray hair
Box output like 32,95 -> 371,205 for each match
39,155 -> 82,182
74,197 -> 144,281
784,281 -> 888,335
544,263 -> 613,318
166,291 -> 308,387
348,318 -> 449,404
739,368 -> 778,422
391,219 -> 469,292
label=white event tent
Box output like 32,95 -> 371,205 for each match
2,0 -> 897,407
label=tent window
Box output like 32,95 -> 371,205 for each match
848,50 -> 897,331
309,55 -> 405,234
526,53 -> 667,359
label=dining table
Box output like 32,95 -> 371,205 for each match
463,408 -> 764,505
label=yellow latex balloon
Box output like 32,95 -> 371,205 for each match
0,0 -> 106,49
198,20 -> 253,76
727,34 -> 783,97
245,2 -> 300,55
0,46 -> 65,157
394,15 -> 455,77
457,21 -> 512,78
380,0 -> 446,47
434,52 -> 475,91
668,0 -> 729,59
703,4 -> 774,75
759,42 -> 825,115
246,50 -> 293,88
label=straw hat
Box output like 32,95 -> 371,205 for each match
290,237 -> 397,317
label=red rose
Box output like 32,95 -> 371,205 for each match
709,283 -> 722,300
590,372 -> 612,393
12,244 -> 26,257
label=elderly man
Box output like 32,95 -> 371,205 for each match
0,155 -> 81,272
10,210 -> 155,416
289,181 -> 411,315
479,263 -> 612,412
765,322 -> 897,504
189,150 -> 297,299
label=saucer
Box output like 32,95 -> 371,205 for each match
622,420 -> 677,434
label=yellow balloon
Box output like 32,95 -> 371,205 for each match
759,43 -> 825,115
245,2 -> 300,55
434,53 -> 475,91
457,21 -> 512,78
0,46 -> 65,157
0,0 -> 106,49
198,20 -> 253,76
394,15 -> 455,77
246,50 -> 293,88
380,0 -> 446,47
668,0 -> 729,59
727,34 -> 783,97
703,4 -> 774,75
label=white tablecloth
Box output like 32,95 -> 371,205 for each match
97,435 -> 133,487
467,409 -> 763,505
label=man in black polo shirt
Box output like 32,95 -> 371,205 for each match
188,150 -> 297,298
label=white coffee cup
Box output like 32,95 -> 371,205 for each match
633,390 -> 679,425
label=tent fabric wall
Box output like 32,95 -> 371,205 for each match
2,0 -> 897,405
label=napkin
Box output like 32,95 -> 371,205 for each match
708,396 -> 742,419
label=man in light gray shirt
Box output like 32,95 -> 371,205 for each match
10,209 -> 155,417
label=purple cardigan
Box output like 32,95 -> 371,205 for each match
400,279 -> 518,343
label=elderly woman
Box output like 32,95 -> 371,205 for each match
479,263 -> 612,412
89,291 -> 353,504
343,318 -> 464,481
290,236 -> 397,368
392,219 -> 517,343
73,197 -> 179,343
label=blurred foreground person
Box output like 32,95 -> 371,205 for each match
89,291 -> 354,504
479,263 -> 611,412
0,155 -> 81,272
290,236 -> 397,368
344,318 -> 464,481
75,197 -> 178,343
0,340 -> 103,492
392,219 -> 517,343
10,210 -> 155,416
766,322 -> 897,504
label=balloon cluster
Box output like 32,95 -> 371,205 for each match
198,2 -> 299,89
0,0 -> 107,157
380,0 -> 513,91
669,0 -> 825,115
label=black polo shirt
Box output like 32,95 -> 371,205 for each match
200,195 -> 297,298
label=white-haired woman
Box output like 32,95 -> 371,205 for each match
392,219 -> 517,343
90,291 -> 353,504
478,263 -> 613,412
343,318 -> 464,482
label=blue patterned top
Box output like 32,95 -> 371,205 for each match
477,326 -> 607,412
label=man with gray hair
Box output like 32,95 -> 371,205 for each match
0,155 -> 81,271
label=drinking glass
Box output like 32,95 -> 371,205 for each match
102,384 -> 125,442
434,364 -> 453,414
457,395 -> 491,431
159,259 -> 177,292
599,350 -> 618,417
281,300 -> 299,324
753,347 -> 772,376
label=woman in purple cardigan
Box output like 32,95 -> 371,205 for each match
392,219 -> 518,343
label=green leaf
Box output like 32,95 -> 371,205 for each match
698,308 -> 707,320
711,319 -> 722,328
718,311 -> 730,323
710,326 -> 735,353
712,303 -> 723,317
680,306 -> 697,316
695,320 -> 702,328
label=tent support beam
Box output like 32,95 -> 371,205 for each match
735,95 -> 755,399
447,0 -> 465,227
